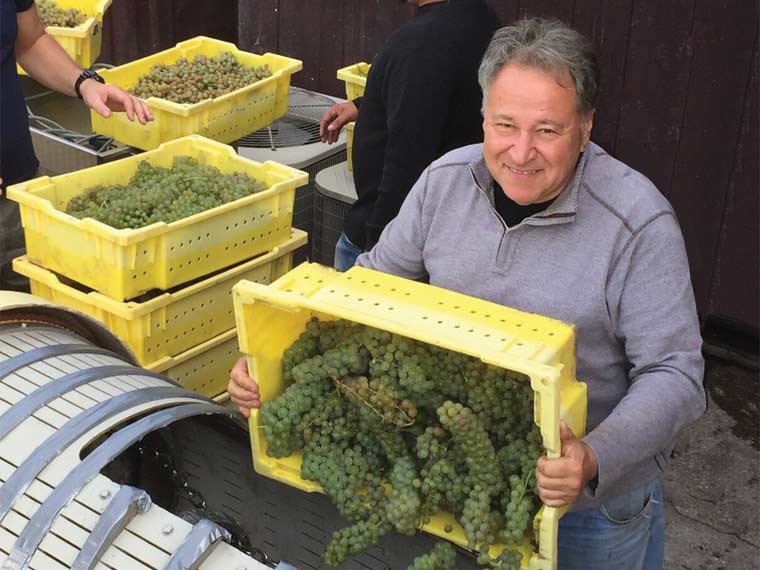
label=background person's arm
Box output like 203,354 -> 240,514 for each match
15,4 -> 152,123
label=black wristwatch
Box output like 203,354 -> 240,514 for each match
74,68 -> 105,99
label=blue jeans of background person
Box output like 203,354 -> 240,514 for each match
558,479 -> 664,570
334,231 -> 362,272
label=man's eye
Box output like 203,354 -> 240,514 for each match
538,128 -> 557,135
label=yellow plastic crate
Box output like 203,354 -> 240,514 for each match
345,121 -> 355,172
146,328 -> 239,398
232,263 -> 587,570
337,62 -> 370,100
7,135 -> 307,301
17,0 -> 112,76
12,229 -> 306,366
91,36 -> 302,150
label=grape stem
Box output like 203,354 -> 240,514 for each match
330,375 -> 415,429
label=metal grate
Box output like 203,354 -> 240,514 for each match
292,153 -> 347,266
313,189 -> 353,266
236,88 -> 336,150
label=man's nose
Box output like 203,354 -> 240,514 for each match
509,132 -> 536,165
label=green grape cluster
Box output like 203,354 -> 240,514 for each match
323,514 -> 390,567
500,474 -> 534,546
65,156 -> 267,229
408,542 -> 458,570
260,317 -> 544,569
386,457 -> 421,535
129,52 -> 272,104
37,0 -> 87,27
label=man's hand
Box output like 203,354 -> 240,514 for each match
79,81 -> 154,125
536,421 -> 598,507
227,355 -> 260,418
319,101 -> 358,144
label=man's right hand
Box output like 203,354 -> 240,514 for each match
227,355 -> 260,417
319,101 -> 358,144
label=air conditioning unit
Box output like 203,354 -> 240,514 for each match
235,87 -> 347,265
314,162 -> 357,266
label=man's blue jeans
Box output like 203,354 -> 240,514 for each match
334,231 -> 362,272
558,479 -> 664,570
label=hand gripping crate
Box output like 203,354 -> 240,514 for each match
12,229 -> 306,366
7,135 -> 308,301
337,62 -> 370,100
91,36 -> 302,150
232,263 -> 588,570
17,0 -> 112,76
145,328 -> 240,399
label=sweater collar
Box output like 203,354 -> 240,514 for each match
468,143 -> 593,221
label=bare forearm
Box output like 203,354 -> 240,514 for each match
16,33 -> 80,96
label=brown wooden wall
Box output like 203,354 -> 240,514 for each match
99,0 -> 759,331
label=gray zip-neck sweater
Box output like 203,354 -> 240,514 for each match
357,142 -> 706,509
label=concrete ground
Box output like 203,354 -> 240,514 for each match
663,359 -> 759,570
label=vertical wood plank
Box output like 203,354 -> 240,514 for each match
342,1 -> 414,69
315,0 -> 346,97
277,0 -> 343,93
100,0 -> 142,64
237,0 -> 279,55
667,1 -> 757,316
173,0 -> 238,43
144,0 -> 176,55
708,36 -> 759,325
613,0 -> 695,196
572,0 -> 633,154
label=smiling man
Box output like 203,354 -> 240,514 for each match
354,18 -> 705,569
228,18 -> 705,570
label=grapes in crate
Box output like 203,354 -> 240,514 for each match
37,0 -> 87,27
65,156 -> 267,229
261,318 -> 544,569
130,52 -> 273,104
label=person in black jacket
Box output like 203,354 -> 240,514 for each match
319,0 -> 500,270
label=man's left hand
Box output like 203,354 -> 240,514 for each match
79,81 -> 154,125
536,420 -> 598,507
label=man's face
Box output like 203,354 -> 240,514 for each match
482,63 -> 593,205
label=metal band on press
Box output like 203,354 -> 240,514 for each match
71,485 -> 152,570
4,402 -> 234,570
0,365 -> 178,443
0,386 -> 205,522
161,519 -> 232,570
0,344 -> 121,381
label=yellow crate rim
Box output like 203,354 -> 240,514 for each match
96,36 -> 302,116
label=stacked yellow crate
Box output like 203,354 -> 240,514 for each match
17,0 -> 113,76
8,135 -> 308,399
91,36 -> 303,150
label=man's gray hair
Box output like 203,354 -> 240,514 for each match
478,18 -> 600,115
